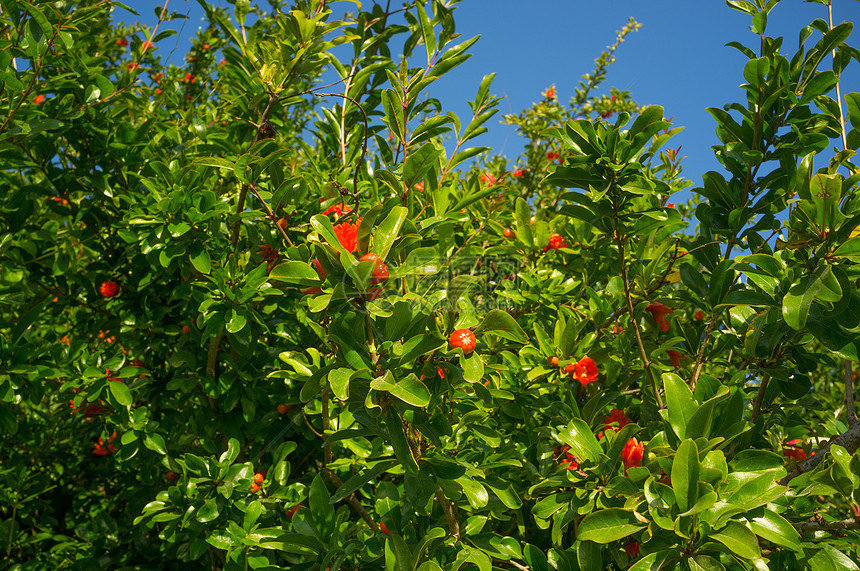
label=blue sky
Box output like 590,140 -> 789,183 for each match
115,0 -> 860,196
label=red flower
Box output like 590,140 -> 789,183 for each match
646,302 -> 673,332
694,310 -> 704,321
545,87 -> 555,99
543,233 -> 567,252
99,281 -> 119,297
624,541 -> 640,560
93,432 -> 118,456
602,409 -> 630,434
480,172 -> 496,187
512,169 -> 525,178
622,438 -> 644,473
559,452 -> 578,471
184,73 -> 196,83
202,44 -> 210,50
126,62 -> 139,71
155,88 -> 162,95
333,219 -> 361,253
546,151 -> 560,162
321,199 -> 352,217
219,59 -> 227,66
569,356 -> 598,386
141,41 -> 153,52
783,440 -> 807,462
667,350 -> 683,369
116,38 -> 129,47
286,503 -> 304,519
380,521 -> 392,535
415,181 -> 424,191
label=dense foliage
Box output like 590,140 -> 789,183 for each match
2,0 -> 860,569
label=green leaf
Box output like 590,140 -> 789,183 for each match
482,478 -> 522,509
226,309 -> 247,333
461,351 -> 484,383
193,157 -> 235,171
310,214 -> 348,254
578,509 -> 645,543
373,206 -> 407,261
388,374 -> 431,407
144,433 -> 167,455
385,533 -> 415,571
331,460 -> 398,504
189,243 -> 211,274
749,508 -> 801,552
404,143 -> 442,190
710,520 -> 760,560
269,261 -> 321,285
475,309 -> 528,344
558,418 -> 602,463
108,380 -> 132,406
309,474 -> 334,538
672,439 -> 700,513
685,386 -> 730,440
386,408 -> 419,475
197,497 -> 221,522
834,236 -> 860,262
455,476 -> 489,509
782,272 -> 822,329
663,373 -> 697,440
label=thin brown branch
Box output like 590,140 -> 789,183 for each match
323,468 -> 379,533
315,92 -> 369,214
750,373 -> 770,424
617,238 -> 663,408
247,181 -> 295,247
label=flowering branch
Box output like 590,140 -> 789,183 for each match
779,421 -> 860,486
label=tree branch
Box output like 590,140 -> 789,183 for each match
436,486 -> 461,541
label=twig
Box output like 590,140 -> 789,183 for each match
303,412 -> 324,438
793,517 -> 860,532
248,181 -> 295,247
231,93 -> 280,249
828,2 -> 848,151
750,373 -> 770,424
617,238 -> 663,409
846,361 -> 857,427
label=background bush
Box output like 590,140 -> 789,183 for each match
2,0 -> 860,569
